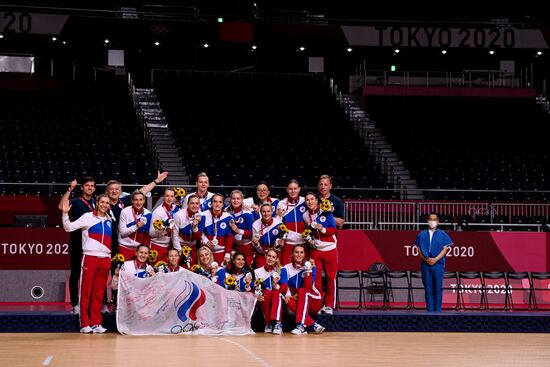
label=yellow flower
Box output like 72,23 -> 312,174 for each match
174,187 -> 186,198
182,246 -> 192,257
321,199 -> 332,212
153,219 -> 165,231
278,224 -> 288,233
148,249 -> 159,263
254,278 -> 263,287
225,276 -> 236,286
301,229 -> 312,238
191,264 -> 201,273
111,253 -> 125,263
155,260 -> 167,268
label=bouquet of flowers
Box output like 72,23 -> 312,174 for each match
278,224 -> 289,240
174,187 -> 187,208
181,246 -> 192,268
191,264 -> 208,277
225,275 -> 237,290
254,278 -> 264,297
154,260 -> 168,273
320,199 -> 334,213
153,218 -> 174,232
153,219 -> 165,231
302,228 -> 316,249
111,253 -> 125,265
148,249 -> 159,264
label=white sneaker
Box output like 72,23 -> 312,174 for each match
264,324 -> 273,334
323,306 -> 334,315
272,323 -> 283,335
71,305 -> 80,315
92,325 -> 107,333
291,324 -> 307,335
79,326 -> 93,333
312,323 -> 325,334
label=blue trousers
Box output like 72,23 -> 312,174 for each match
421,261 -> 445,311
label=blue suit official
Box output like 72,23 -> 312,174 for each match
414,213 -> 453,311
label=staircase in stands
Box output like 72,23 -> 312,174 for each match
133,88 -> 189,186
335,92 -> 424,200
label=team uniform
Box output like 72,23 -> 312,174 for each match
118,206 -> 152,260
251,217 -> 283,268
195,266 -> 226,287
120,259 -> 150,278
167,265 -> 185,272
183,191 -> 214,212
172,209 -> 205,267
200,210 -> 234,264
414,228 -> 453,311
227,207 -> 255,266
244,196 -> 280,221
254,265 -> 289,328
224,270 -> 253,292
62,211 -> 112,330
108,195 -> 132,258
279,197 -> 307,264
283,263 -> 323,330
149,203 -> 180,262
303,209 -> 338,309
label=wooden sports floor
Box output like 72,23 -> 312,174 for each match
1,332 -> 549,367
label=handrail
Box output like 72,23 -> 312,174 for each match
376,222 -> 543,232
354,69 -> 528,88
150,68 -> 326,86
2,182 -> 550,196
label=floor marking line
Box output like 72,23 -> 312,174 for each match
219,337 -> 271,367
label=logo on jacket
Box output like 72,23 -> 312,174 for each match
174,282 -> 206,323
220,222 -> 227,229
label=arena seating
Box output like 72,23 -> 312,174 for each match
154,72 -> 396,199
0,78 -> 155,195
364,95 -> 550,201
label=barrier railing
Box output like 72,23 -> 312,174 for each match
1,183 -> 550,231
345,200 -> 550,230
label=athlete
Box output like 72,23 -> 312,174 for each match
61,193 -> 111,334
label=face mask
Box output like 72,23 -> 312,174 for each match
428,221 -> 438,229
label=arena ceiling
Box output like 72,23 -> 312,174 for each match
2,1 -> 550,25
